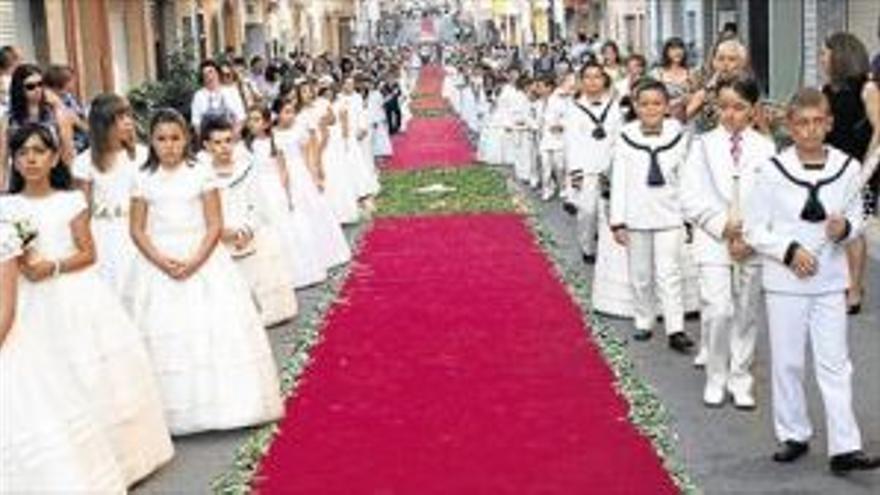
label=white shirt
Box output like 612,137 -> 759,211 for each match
744,146 -> 864,294
564,93 -> 623,174
610,119 -> 688,230
190,85 -> 246,130
540,89 -> 570,151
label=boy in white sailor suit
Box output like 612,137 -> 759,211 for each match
681,76 -> 776,408
744,88 -> 880,474
610,78 -> 694,353
564,61 -> 623,263
509,75 -> 538,185
540,72 -> 575,201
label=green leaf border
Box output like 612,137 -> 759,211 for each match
210,165 -> 697,494
507,171 -> 698,494
210,227 -> 369,494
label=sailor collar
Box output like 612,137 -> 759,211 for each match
620,124 -> 684,187
573,95 -> 613,140
769,147 -> 853,223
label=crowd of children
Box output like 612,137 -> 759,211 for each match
450,33 -> 880,474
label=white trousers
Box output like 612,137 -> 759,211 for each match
699,264 -> 761,395
627,228 -> 684,335
539,149 -> 565,198
572,174 -> 600,256
766,291 -> 862,455
514,132 -> 537,185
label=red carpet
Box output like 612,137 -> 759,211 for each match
389,117 -> 474,170
256,214 -> 677,494
390,65 -> 475,170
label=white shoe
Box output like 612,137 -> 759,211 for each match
703,386 -> 725,408
693,347 -> 708,368
730,389 -> 756,410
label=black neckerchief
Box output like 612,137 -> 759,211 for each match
621,131 -> 684,187
769,155 -> 852,223
574,98 -> 613,140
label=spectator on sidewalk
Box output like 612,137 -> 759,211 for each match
821,32 -> 877,314
44,64 -> 89,154
190,59 -> 246,138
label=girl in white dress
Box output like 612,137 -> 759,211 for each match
276,91 -> 352,272
5,123 -> 173,486
0,214 -> 126,493
313,82 -> 361,224
125,109 -> 283,435
244,104 -> 326,289
72,93 -> 146,294
339,75 -> 381,211
368,80 -> 393,158
202,115 -> 298,327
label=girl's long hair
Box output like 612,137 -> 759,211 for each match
243,104 -> 280,158
141,108 -> 193,173
88,93 -> 136,172
7,123 -> 72,193
8,64 -> 51,126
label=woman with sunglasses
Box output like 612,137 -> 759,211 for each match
1,64 -> 75,190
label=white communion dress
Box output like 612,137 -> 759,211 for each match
0,219 -> 127,494
315,99 -> 362,224
6,191 -> 174,485
71,144 -> 149,294
276,120 -> 353,273
249,136 -> 327,288
123,162 -> 283,435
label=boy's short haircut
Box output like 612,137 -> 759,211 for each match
633,77 -> 669,101
786,87 -> 830,118
200,115 -> 235,143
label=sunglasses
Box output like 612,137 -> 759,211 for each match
25,81 -> 43,91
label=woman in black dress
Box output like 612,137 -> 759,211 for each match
821,32 -> 880,314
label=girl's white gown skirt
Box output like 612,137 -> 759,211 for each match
1,310 -> 127,493
372,122 -> 393,157
255,167 -> 327,288
288,155 -> 352,272
321,134 -> 361,224
233,228 -> 299,327
592,201 -> 700,317
19,270 -> 174,485
344,137 -> 380,198
125,241 -> 283,435
91,217 -> 137,295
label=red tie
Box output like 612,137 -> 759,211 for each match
730,132 -> 742,168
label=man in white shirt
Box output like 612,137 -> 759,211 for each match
191,60 -> 246,137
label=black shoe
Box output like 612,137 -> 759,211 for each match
772,440 -> 809,463
632,329 -> 653,341
668,332 -> 694,353
582,253 -> 596,265
847,303 -> 861,315
830,451 -> 880,476
562,202 -> 577,215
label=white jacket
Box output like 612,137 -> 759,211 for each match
681,127 -> 776,266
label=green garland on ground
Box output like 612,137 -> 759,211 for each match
211,229 -> 368,495
410,107 -> 453,118
506,173 -> 698,494
377,167 -> 514,217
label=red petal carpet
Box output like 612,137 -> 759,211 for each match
255,215 -> 677,494
388,64 -> 475,170
388,117 -> 474,170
